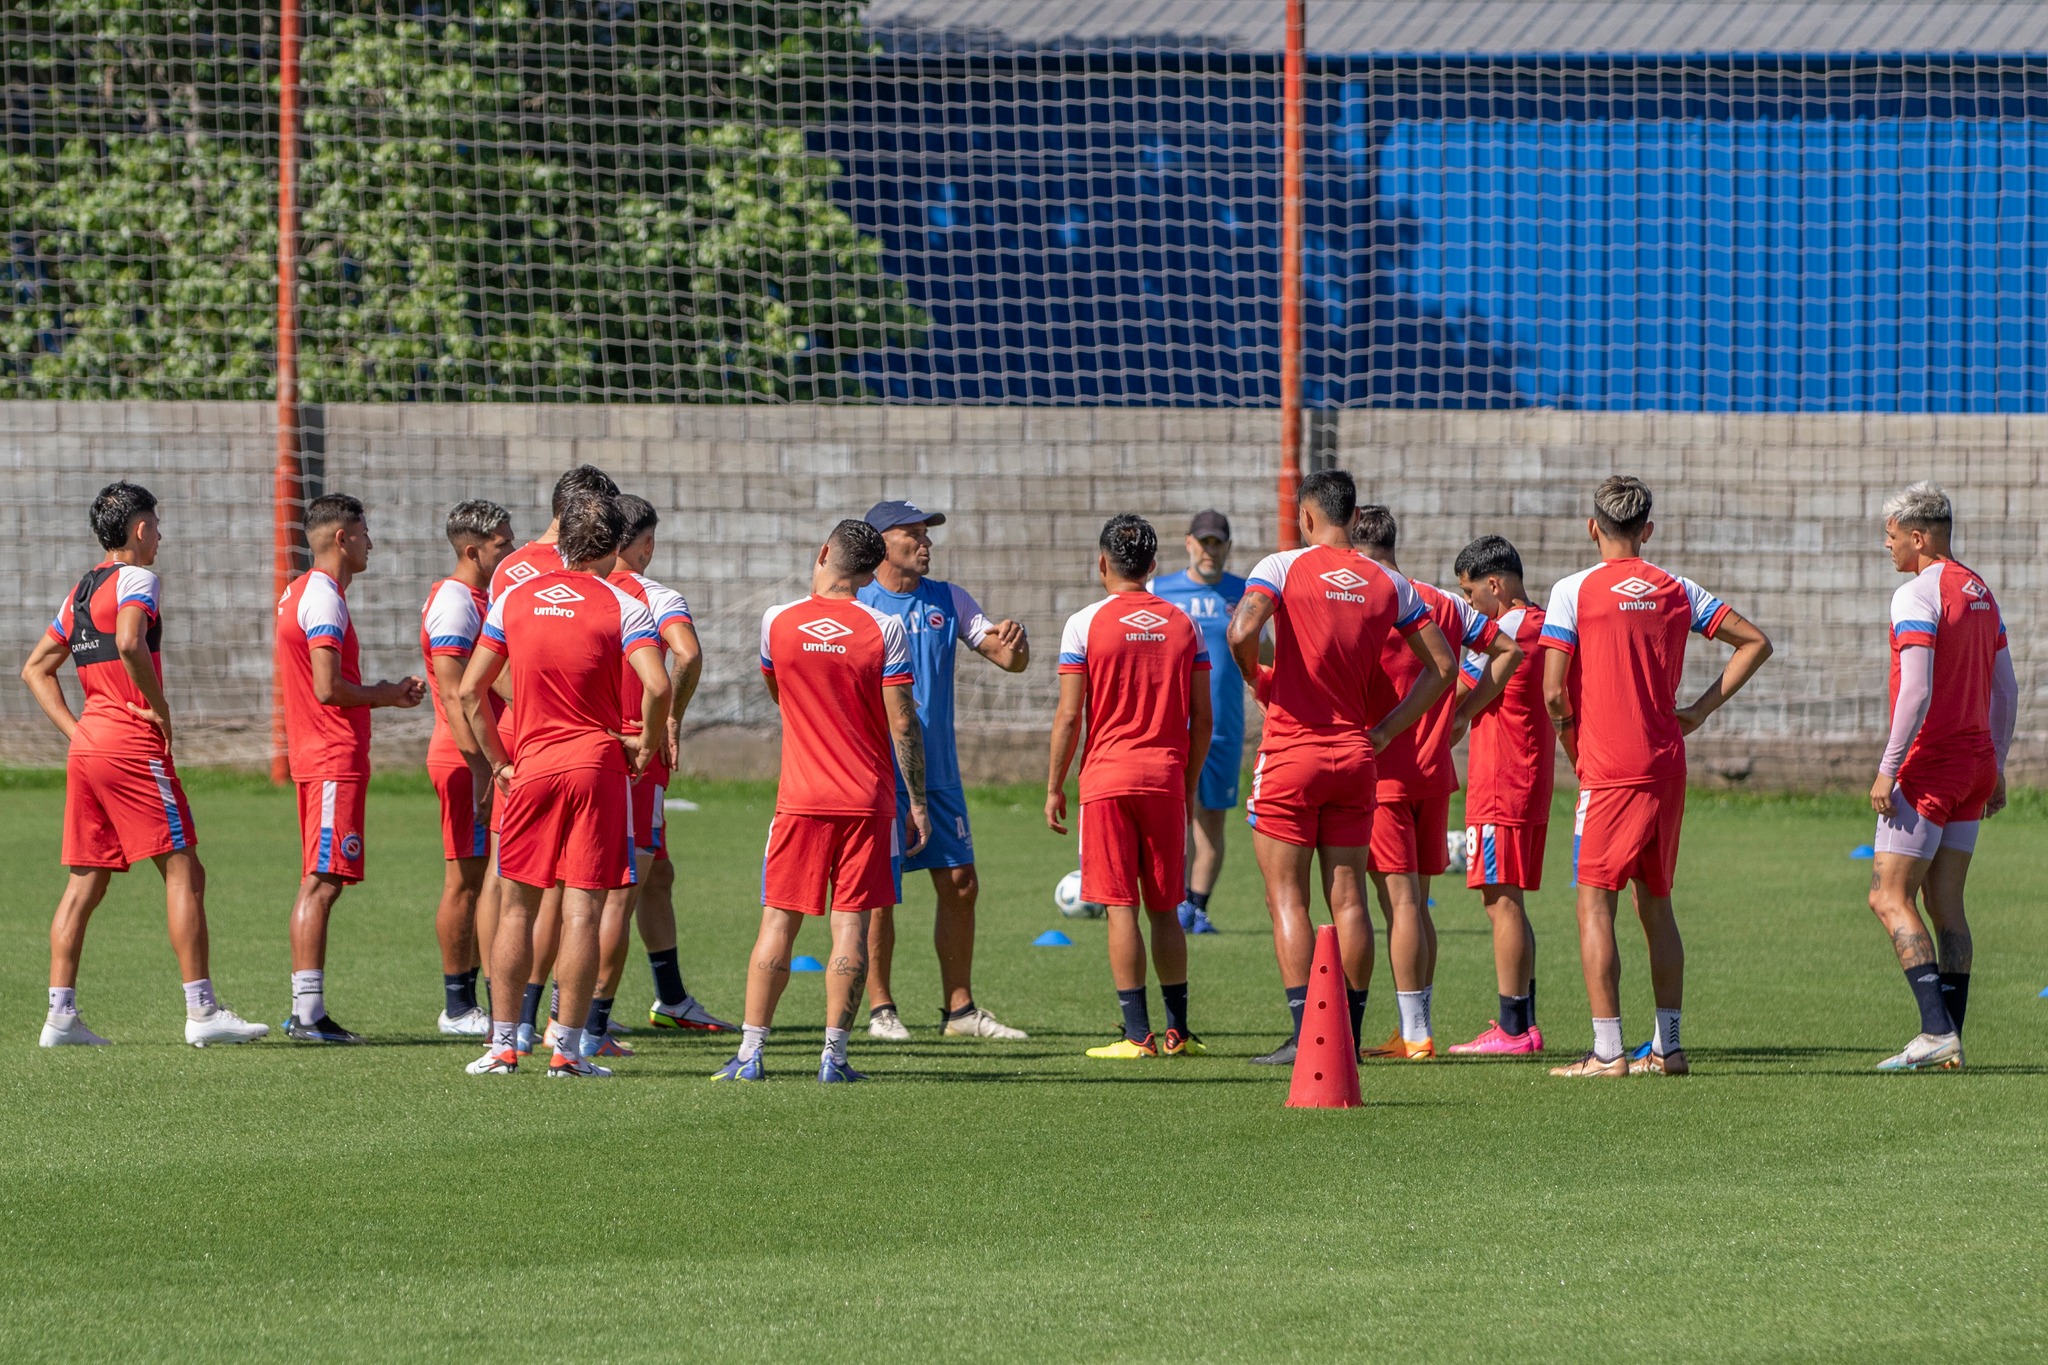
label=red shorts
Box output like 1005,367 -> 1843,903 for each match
1369,791 -> 1453,875
1245,744 -> 1376,848
1080,792 -> 1187,914
296,778 -> 367,882
497,768 -> 636,892
1898,752 -> 1998,827
1465,821 -> 1548,891
430,762 -> 489,862
761,812 -> 899,915
62,749 -> 197,869
629,768 -> 670,861
1573,779 -> 1685,896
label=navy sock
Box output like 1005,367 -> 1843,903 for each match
1905,965 -> 1953,1035
1117,988 -> 1152,1042
584,996 -> 614,1042
945,999 -> 977,1022
519,982 -> 544,1031
1285,985 -> 1309,1042
442,974 -> 468,1018
1500,992 -> 1532,1037
647,947 -> 686,1007
458,967 -> 480,1014
1161,981 -> 1190,1036
1940,972 -> 1971,1034
1528,975 -> 1537,1027
1188,889 -> 1211,911
1346,986 -> 1368,1046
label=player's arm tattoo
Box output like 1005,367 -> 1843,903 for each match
1936,927 -> 1972,974
1890,925 -> 1937,970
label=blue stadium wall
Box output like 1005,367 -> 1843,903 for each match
820,54 -> 2048,410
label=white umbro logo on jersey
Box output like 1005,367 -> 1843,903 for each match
1320,569 -> 1370,591
799,617 -> 853,654
1963,579 -> 1988,600
1121,608 -> 1171,642
1610,576 -> 1658,599
533,584 -> 585,606
506,562 -> 539,584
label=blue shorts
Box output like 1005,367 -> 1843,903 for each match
898,784 -> 975,875
1197,731 -> 1243,811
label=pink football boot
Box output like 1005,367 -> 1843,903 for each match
1447,1021 -> 1545,1055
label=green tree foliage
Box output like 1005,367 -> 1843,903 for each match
0,2 -> 919,401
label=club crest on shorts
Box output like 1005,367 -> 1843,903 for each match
341,833 -> 364,862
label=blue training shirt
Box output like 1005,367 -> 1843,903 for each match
856,577 -> 994,792
1149,568 -> 1247,741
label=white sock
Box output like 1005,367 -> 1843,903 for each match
491,1020 -> 517,1050
182,978 -> 217,1020
738,1023 -> 770,1063
824,1027 -> 850,1065
290,969 -> 324,1025
1592,1017 -> 1624,1062
1396,991 -> 1430,1043
555,1025 -> 585,1058
1653,1008 -> 1682,1057
48,987 -> 76,1021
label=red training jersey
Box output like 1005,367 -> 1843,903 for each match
1056,590 -> 1211,801
1538,557 -> 1732,789
47,561 -> 167,759
1368,578 -> 1497,799
1889,559 -> 2006,768
479,569 -> 660,779
421,576 -> 494,771
1463,604 -> 1557,825
490,539 -> 564,606
759,594 -> 912,817
1243,544 -> 1428,754
276,569 -> 371,781
607,570 -> 693,740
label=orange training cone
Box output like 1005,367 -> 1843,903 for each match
1286,924 -> 1362,1109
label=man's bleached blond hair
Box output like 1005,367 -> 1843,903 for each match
1883,481 -> 1952,533
1592,475 -> 1653,536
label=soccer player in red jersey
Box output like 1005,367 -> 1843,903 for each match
1226,470 -> 1456,1067
486,464 -> 618,1052
420,498 -> 514,1036
1538,477 -> 1772,1078
21,482 -> 268,1048
459,491 -> 671,1078
1866,482 -> 2015,1073
712,519 -> 930,1084
1352,506 -> 1519,1060
578,493 -> 732,1058
1046,514 -> 1214,1059
275,493 -> 426,1044
1447,535 -> 1558,1056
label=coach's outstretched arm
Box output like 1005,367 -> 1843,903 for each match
1368,619 -> 1456,754
975,617 -> 1031,673
1044,672 -> 1086,834
887,685 -> 931,857
1673,612 -> 1772,735
1226,592 -> 1277,699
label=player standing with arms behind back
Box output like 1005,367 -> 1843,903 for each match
856,499 -> 1030,1043
420,499 -> 514,1035
1539,476 -> 1772,1078
714,519 -> 929,1084
1865,482 -> 2015,1073
1149,509 -> 1247,936
275,493 -> 426,1043
1047,515 -> 1213,1058
21,481 -> 268,1047
1227,470 -> 1456,1066
1448,535 -> 1557,1055
458,491 -> 671,1078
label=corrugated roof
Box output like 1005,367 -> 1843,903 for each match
863,0 -> 2048,55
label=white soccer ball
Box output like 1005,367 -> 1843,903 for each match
1055,870 -> 1104,919
1446,828 -> 1469,874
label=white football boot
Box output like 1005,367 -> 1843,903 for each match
1877,1031 -> 1963,1071
942,1006 -> 1029,1040
186,1007 -> 270,1047
437,1006 -> 491,1036
867,1007 -> 912,1042
39,1014 -> 111,1048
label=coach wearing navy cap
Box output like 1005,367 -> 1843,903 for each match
855,499 -> 1031,1043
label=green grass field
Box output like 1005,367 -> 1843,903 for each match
1,770 -> 2044,1361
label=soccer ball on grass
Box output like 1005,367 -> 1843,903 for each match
1054,870 -> 1105,919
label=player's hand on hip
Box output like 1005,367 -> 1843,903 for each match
1870,772 -> 1899,815
905,802 -> 931,857
492,760 -> 516,796
1045,789 -> 1068,835
1673,703 -> 1706,735
1986,774 -> 2007,818
624,733 -> 655,777
125,701 -> 172,749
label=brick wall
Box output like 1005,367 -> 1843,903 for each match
3,402 -> 2040,788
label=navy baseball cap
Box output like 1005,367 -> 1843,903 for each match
864,500 -> 947,531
